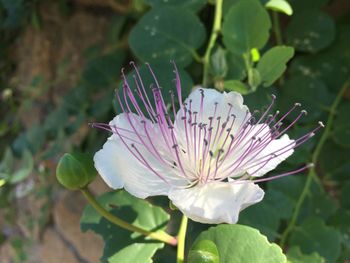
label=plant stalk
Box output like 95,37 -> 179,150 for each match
81,187 -> 177,246
176,215 -> 188,263
202,0 -> 223,87
279,79 -> 350,247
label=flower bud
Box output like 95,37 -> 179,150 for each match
188,240 -> 220,263
56,153 -> 96,190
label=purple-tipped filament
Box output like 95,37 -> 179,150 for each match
92,63 -> 323,188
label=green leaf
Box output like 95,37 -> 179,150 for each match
80,190 -> 169,262
286,10 -> 335,53
238,199 -> 281,241
257,46 -> 294,87
329,209 -> 350,262
222,0 -> 271,55
244,86 -> 277,110
277,75 -> 331,123
265,0 -> 293,16
289,52 -> 349,94
1,0 -> 26,28
333,102 -> 350,148
340,181 -> 350,209
226,52 -> 246,80
12,124 -> 46,155
247,68 -> 261,90
288,0 -> 329,12
224,80 -> 250,94
239,188 -> 295,241
129,7 -> 206,67
191,224 -> 287,263
289,217 -> 341,263
287,247 -> 325,263
145,0 -> 206,12
82,51 -> 125,89
9,150 -> 33,184
188,239 -> 220,263
210,47 -> 228,78
0,147 -> 14,175
319,140 -> 350,181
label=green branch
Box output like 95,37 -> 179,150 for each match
202,0 -> 223,87
176,215 -> 188,263
80,187 -> 177,246
272,12 -> 283,45
280,79 -> 350,247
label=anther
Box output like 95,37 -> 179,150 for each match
318,121 -> 325,127
307,163 -> 314,168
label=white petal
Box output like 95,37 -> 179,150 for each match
177,87 -> 249,127
94,113 -> 187,198
246,134 -> 295,177
169,181 -> 264,224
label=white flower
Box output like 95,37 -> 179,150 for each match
93,64 -> 319,224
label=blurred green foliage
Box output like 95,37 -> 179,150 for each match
0,0 -> 350,262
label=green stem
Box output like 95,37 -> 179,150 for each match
176,215 -> 188,263
272,12 -> 283,45
80,188 -> 177,246
272,11 -> 285,85
202,0 -> 223,87
279,80 -> 350,248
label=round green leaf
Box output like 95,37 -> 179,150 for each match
129,7 -> 206,67
223,0 -> 271,55
188,240 -> 220,263
82,51 -> 125,89
265,0 -> 293,16
145,0 -> 206,12
287,247 -> 325,263
257,46 -> 294,87
329,209 -> 350,262
289,52 -> 349,93
224,80 -> 250,95
80,190 -> 170,263
286,10 -> 335,53
210,46 -> 228,78
226,52 -> 246,80
9,150 -> 33,184
318,140 -> 350,181
340,181 -> 350,209
190,224 -> 287,263
333,102 -> 350,148
289,217 -> 341,263
288,0 -> 329,12
277,75 -> 332,123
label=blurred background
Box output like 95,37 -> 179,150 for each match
0,0 -> 350,262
